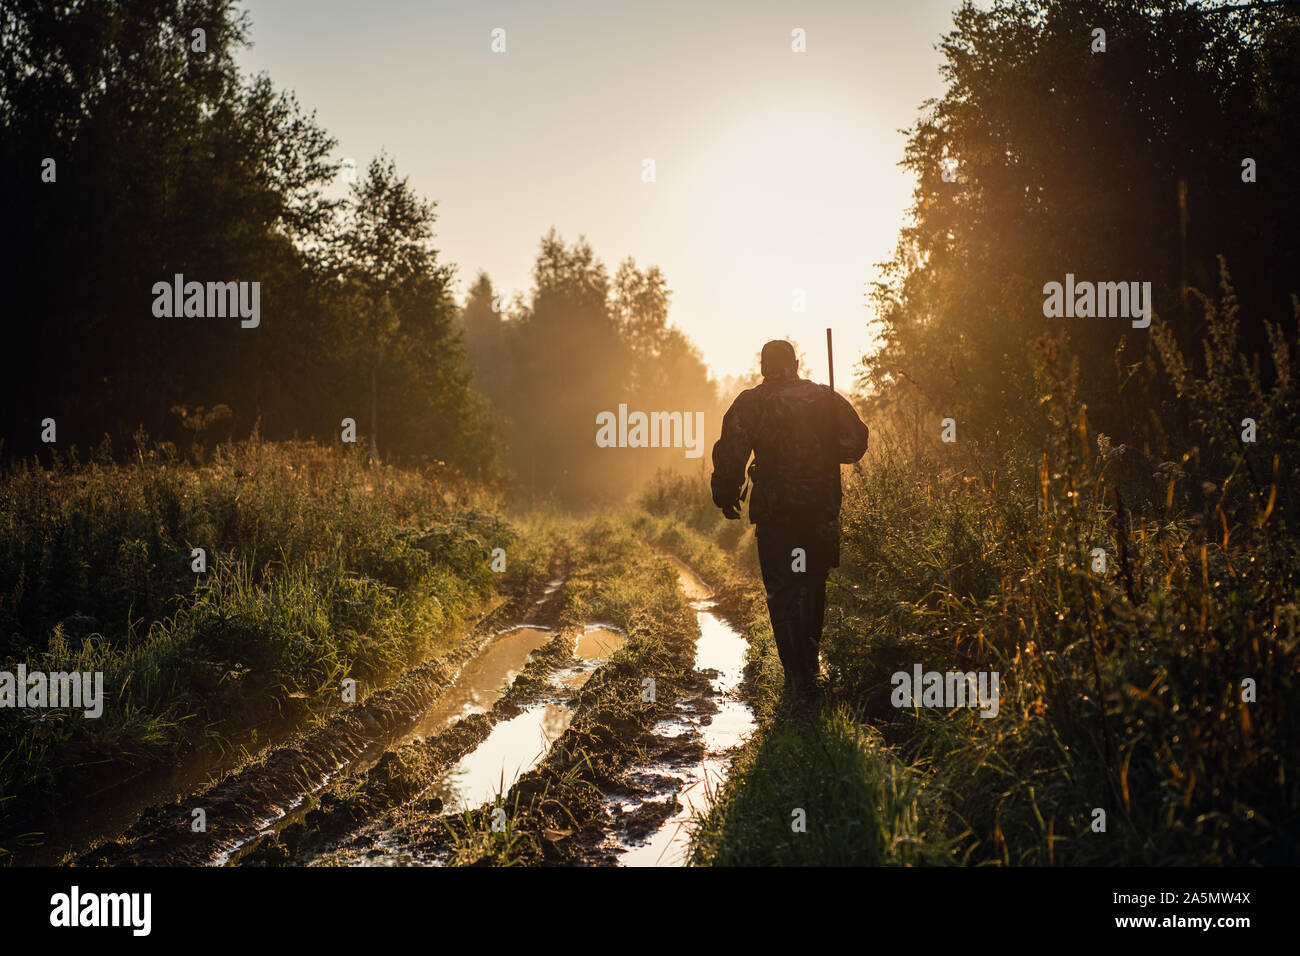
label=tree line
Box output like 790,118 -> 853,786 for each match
0,0 -> 720,502
863,0 -> 1299,482
459,232 -> 721,507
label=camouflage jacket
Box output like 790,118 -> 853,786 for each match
710,371 -> 869,526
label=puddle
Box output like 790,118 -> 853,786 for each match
352,622 -> 624,865
423,703 -> 572,812
221,625 -> 557,865
345,558 -> 752,868
417,625 -> 624,812
575,625 -> 626,661
667,557 -> 713,602
554,626 -> 628,689
409,626 -> 555,740
612,556 -> 757,867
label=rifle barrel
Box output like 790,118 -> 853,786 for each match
826,328 -> 835,391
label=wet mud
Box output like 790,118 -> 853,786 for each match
76,561 -> 569,867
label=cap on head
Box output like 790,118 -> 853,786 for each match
760,340 -> 798,377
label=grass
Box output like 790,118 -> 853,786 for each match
690,705 -> 947,866
647,269 -> 1299,866
0,436 -> 549,852
3,267 -> 1292,868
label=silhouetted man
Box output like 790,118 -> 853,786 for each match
710,340 -> 869,700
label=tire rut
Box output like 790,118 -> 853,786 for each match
76,559 -> 569,867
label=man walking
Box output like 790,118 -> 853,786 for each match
710,340 -> 869,702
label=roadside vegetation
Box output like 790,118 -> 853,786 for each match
648,273 -> 1299,866
2,0 -> 1296,870
0,437 -> 549,857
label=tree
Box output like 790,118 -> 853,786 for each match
328,154 -> 496,472
458,271 -> 513,406
458,234 -> 720,506
862,0 -> 1300,454
0,0 -> 340,455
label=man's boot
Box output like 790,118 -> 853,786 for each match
767,617 -> 808,708
784,625 -> 817,711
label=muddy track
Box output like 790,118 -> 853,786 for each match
304,660 -> 715,866
236,622 -> 593,865
78,552 -> 760,868
567,557 -> 758,865
76,558 -> 570,867
292,555 -> 757,868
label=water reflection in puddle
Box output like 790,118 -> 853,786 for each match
553,626 -> 627,689
575,625 -> 626,660
409,626 -> 554,740
359,622 -> 626,864
424,703 -> 571,812
230,625 -> 559,865
614,557 -> 757,867
426,626 -> 625,808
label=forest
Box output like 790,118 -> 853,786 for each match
0,0 -> 1296,874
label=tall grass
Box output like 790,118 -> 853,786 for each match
690,706 -> 947,866
0,436 -> 545,848
654,265 -> 1299,865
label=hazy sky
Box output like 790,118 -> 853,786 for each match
236,0 -> 963,384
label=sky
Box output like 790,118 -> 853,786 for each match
235,0 -> 964,384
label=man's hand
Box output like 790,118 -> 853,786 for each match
721,501 -> 741,520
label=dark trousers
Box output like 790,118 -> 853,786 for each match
755,522 -> 834,689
